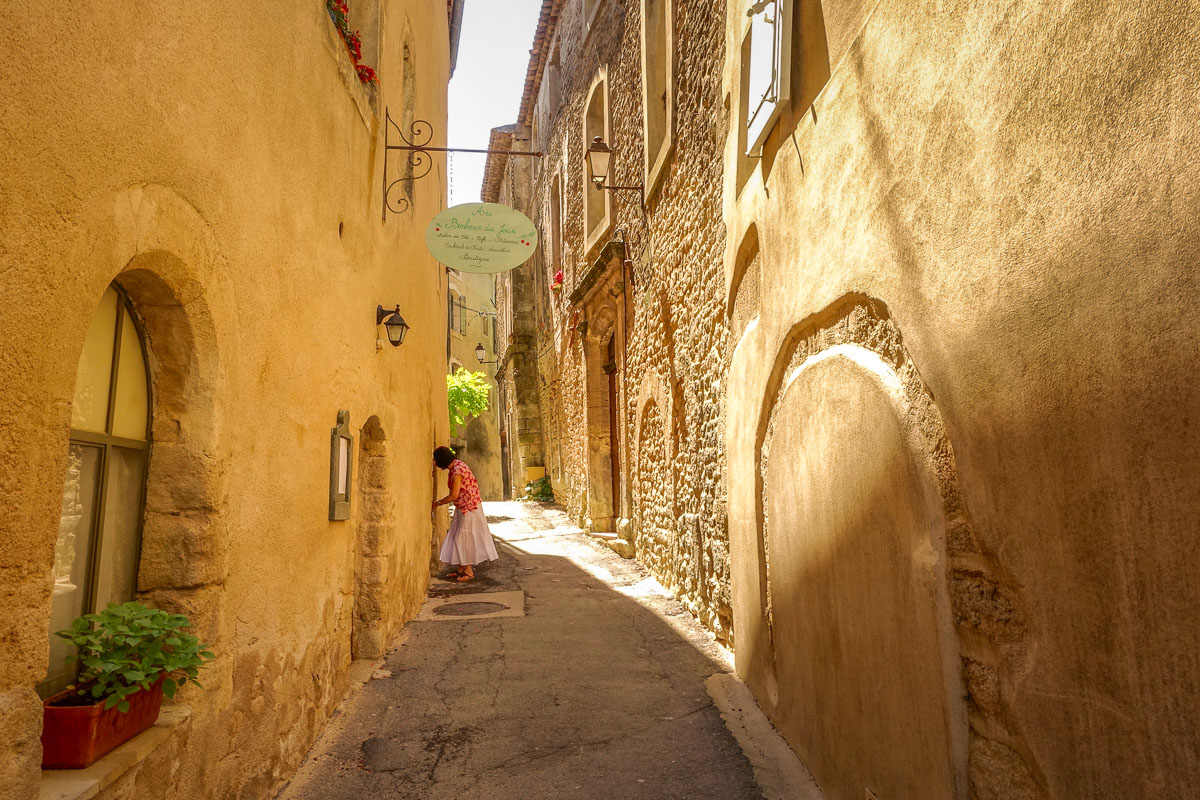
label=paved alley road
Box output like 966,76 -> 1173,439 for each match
279,502 -> 766,800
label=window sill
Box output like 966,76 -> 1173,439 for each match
321,10 -> 377,131
40,706 -> 192,800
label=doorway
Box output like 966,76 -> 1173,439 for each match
604,337 -> 620,519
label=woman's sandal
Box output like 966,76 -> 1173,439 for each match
445,571 -> 461,580
456,573 -> 475,582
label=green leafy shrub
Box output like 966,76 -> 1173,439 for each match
54,602 -> 215,712
522,476 -> 554,502
447,368 -> 490,436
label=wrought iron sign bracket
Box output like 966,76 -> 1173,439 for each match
383,108 -> 544,220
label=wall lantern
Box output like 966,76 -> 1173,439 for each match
475,342 -> 497,365
585,136 -> 645,212
376,304 -> 410,347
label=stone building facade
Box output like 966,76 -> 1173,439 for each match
496,1 -> 1200,799
487,0 -> 732,636
488,124 -> 549,499
0,2 -> 459,797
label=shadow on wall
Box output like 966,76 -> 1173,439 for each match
749,296 -> 1038,800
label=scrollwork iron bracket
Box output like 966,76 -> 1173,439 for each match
382,108 -> 544,220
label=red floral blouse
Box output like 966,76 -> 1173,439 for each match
449,460 -> 482,512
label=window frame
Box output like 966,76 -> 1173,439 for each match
582,69 -> 613,255
743,0 -> 793,156
641,0 -> 676,198
582,0 -> 604,39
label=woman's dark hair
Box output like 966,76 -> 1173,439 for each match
433,446 -> 457,469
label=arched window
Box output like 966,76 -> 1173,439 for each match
582,73 -> 611,252
42,284 -> 151,696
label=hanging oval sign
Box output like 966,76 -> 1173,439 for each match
425,202 -> 538,273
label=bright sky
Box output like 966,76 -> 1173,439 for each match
447,0 -> 544,206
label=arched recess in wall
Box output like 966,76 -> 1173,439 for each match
727,223 -> 760,348
582,68 -> 612,254
50,183 -> 236,699
633,373 -> 672,572
354,415 -> 394,659
395,26 -> 418,204
753,295 -> 1041,800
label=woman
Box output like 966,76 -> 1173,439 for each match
432,446 -> 498,581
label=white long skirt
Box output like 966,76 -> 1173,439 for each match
439,507 -> 499,566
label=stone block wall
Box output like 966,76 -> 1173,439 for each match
517,0 -> 733,641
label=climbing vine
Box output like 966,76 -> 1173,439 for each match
447,368 -> 490,436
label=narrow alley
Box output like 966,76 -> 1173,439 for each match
6,2 -> 1200,798
279,502 -> 813,800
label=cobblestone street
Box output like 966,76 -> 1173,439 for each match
278,502 -> 797,800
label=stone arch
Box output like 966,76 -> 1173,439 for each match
631,371 -> 671,559
753,294 -> 1040,800
353,415 -> 394,659
727,223 -> 760,345
70,183 -> 236,687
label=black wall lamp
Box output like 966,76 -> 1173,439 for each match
585,137 -> 645,213
474,342 -> 497,365
376,304 -> 410,347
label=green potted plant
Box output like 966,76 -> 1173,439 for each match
41,602 -> 215,769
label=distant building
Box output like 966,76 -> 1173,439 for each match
0,2 -> 461,797
447,268 -> 503,500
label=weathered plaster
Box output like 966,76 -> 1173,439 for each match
0,2 -> 452,796
723,1 -> 1200,796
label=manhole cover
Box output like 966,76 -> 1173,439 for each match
433,601 -> 509,617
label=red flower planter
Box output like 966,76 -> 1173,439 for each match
41,679 -> 164,769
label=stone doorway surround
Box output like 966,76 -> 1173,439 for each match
568,240 -> 628,533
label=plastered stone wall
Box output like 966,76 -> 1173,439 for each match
724,1 -> 1200,797
517,0 -> 733,639
0,2 -> 452,797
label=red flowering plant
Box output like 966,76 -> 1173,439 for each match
326,0 -> 378,85
550,270 -> 564,292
